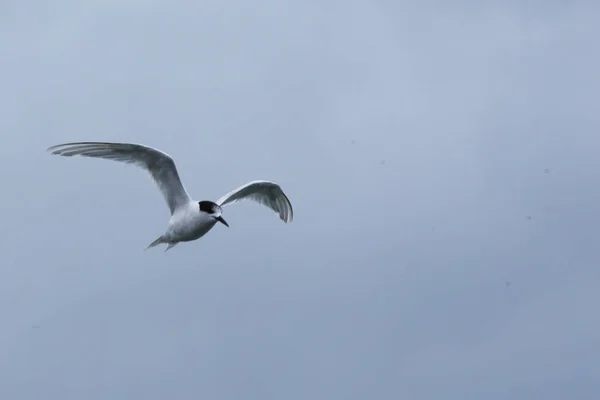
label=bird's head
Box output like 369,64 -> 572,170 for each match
199,200 -> 229,227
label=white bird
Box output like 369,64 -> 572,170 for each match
47,141 -> 294,251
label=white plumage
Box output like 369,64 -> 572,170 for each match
48,141 -> 293,251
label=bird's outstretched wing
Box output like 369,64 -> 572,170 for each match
47,141 -> 191,215
216,180 -> 293,223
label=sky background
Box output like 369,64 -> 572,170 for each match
1,1 -> 599,399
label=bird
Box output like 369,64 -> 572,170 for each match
47,141 -> 294,251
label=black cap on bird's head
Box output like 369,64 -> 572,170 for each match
199,200 -> 229,227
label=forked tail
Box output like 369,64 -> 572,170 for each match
145,236 -> 178,252
146,235 -> 165,250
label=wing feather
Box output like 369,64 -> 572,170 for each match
47,141 -> 191,214
216,180 -> 293,223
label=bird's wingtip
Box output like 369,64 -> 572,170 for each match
46,143 -> 65,153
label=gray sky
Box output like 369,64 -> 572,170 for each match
1,1 -> 599,399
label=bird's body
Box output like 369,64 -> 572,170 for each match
47,141 -> 293,251
168,203 -> 219,242
149,202 -> 219,251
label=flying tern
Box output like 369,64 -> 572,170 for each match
47,141 -> 293,251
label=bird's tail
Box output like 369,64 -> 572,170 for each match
146,235 -> 165,250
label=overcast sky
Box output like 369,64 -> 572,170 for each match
1,1 -> 599,399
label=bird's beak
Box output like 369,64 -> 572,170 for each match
215,215 -> 229,227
